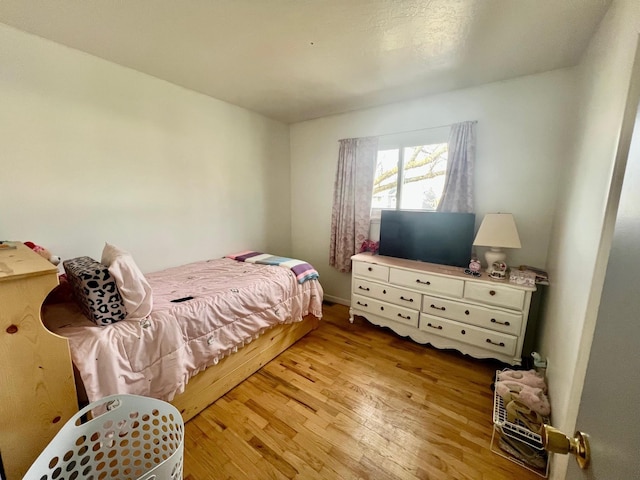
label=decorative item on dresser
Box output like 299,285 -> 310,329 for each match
473,213 -> 522,273
0,244 -> 78,480
349,252 -> 537,365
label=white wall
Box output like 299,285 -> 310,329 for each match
290,70 -> 577,303
539,1 -> 640,478
0,24 -> 291,272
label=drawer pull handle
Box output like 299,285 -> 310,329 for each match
464,310 -> 470,315
380,306 -> 385,311
6,324 -> 18,334
491,318 -> 511,326
397,313 -> 411,320
358,286 -> 370,291
461,330 -> 466,335
356,301 -> 368,307
416,279 -> 431,285
486,338 -> 505,347
368,267 -> 373,272
383,289 -> 387,294
489,290 -> 496,296
430,304 -> 445,311
426,323 -> 443,330
400,296 -> 414,302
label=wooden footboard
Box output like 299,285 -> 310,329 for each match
172,314 -> 320,422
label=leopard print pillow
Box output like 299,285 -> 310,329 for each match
63,256 -> 127,326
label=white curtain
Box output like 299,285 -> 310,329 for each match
329,137 -> 379,272
438,121 -> 477,213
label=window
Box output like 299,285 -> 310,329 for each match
371,128 -> 449,216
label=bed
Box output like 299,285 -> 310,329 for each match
42,246 -> 323,422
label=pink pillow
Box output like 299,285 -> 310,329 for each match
101,243 -> 153,321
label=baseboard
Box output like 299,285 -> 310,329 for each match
323,294 -> 350,306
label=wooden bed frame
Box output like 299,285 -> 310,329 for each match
172,314 -> 319,421
1,244 -> 320,479
72,314 -> 320,422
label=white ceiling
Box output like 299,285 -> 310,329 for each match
0,0 -> 611,124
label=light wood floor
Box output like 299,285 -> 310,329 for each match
183,303 -> 542,480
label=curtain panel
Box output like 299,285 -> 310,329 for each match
437,121 -> 477,213
329,137 -> 378,272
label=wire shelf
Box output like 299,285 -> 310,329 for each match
490,427 -> 549,478
492,369 -> 548,450
491,370 -> 550,477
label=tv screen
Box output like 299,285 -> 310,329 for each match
378,210 -> 476,268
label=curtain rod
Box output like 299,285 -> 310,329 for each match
372,120 -> 477,139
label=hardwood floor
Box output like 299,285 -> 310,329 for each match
183,303 -> 543,479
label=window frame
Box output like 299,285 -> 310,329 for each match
371,127 -> 450,221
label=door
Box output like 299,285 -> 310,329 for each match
565,41 -> 640,480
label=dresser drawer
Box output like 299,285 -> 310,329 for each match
353,261 -> 389,282
419,314 -> 517,356
352,294 -> 418,327
421,295 -> 523,336
390,268 -> 463,298
464,282 -> 525,310
353,278 -> 421,309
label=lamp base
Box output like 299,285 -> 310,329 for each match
484,248 -> 507,273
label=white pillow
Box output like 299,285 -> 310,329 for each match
101,243 -> 153,321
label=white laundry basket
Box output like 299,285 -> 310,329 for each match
23,394 -> 184,480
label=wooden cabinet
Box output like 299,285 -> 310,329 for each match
0,244 -> 77,479
350,253 -> 536,365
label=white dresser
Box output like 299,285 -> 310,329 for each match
350,253 -> 537,365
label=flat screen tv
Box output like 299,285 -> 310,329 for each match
378,210 -> 476,268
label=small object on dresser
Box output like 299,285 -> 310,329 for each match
519,265 -> 549,285
464,256 -> 482,277
23,241 -> 61,265
489,261 -> 508,280
359,239 -> 379,254
510,269 -> 536,287
0,241 -> 17,250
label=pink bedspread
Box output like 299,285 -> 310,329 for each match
45,258 -> 323,403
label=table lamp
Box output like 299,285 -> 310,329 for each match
473,213 -> 521,272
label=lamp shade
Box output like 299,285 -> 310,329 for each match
473,213 -> 521,249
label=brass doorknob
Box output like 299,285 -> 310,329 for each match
541,424 -> 591,469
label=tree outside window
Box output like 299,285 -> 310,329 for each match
371,143 -> 448,213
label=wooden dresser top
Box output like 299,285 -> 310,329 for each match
0,243 -> 58,282
351,252 -> 536,292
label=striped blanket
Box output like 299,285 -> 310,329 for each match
226,251 -> 319,284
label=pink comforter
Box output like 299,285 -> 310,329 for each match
45,258 -> 323,403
